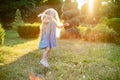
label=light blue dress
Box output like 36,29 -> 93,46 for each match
39,20 -> 57,49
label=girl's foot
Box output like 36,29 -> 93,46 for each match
40,59 -> 49,67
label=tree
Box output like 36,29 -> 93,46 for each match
0,0 -> 64,29
0,0 -> 35,28
11,9 -> 24,30
60,0 -> 81,39
101,0 -> 120,18
61,0 -> 80,29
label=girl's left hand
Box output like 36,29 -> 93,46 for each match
64,23 -> 69,26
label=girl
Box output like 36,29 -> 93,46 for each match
38,8 -> 69,67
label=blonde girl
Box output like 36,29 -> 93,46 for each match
38,8 -> 69,67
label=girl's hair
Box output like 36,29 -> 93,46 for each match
40,8 -> 61,26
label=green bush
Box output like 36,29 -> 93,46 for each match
17,23 -> 40,39
0,24 -> 5,45
79,26 -> 92,41
107,18 -> 120,37
81,24 -> 117,43
60,27 -> 81,39
99,17 -> 109,24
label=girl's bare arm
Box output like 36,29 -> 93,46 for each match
56,23 -> 69,28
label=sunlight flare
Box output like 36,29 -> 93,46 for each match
77,0 -> 86,9
63,0 -> 86,9
101,1 -> 107,5
88,0 -> 94,13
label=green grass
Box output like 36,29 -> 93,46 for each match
0,30 -> 120,80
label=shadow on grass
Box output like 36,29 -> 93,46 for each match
0,49 -> 49,80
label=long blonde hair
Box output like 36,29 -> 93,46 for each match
38,8 -> 61,26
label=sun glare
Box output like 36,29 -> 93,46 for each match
63,0 -> 86,9
88,0 -> 94,13
101,1 -> 107,5
77,0 -> 86,9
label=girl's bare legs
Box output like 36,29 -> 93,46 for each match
40,47 -> 51,67
42,47 -> 51,60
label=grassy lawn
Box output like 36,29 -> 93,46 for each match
0,30 -> 120,80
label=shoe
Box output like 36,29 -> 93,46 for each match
40,59 -> 49,67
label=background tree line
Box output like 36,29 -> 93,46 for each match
0,0 -> 120,29
0,0 -> 120,44
0,0 -> 63,29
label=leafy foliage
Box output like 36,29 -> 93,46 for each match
0,24 -> 5,45
101,0 -> 120,18
60,27 -> 81,39
107,18 -> 120,37
0,0 -> 63,29
80,24 -> 117,43
99,16 -> 109,24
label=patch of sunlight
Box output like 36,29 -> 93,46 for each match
0,39 -> 39,65
0,63 -> 4,66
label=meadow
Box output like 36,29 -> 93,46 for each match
0,30 -> 120,80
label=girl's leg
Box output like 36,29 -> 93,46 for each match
42,47 -> 51,60
40,47 -> 51,67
